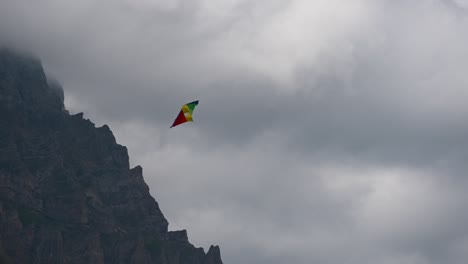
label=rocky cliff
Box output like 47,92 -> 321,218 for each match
0,48 -> 223,264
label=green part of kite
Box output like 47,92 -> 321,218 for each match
187,101 -> 199,113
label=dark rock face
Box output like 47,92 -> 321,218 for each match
0,48 -> 223,264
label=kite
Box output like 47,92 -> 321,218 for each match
170,100 -> 199,128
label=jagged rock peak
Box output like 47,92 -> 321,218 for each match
168,230 -> 189,242
206,246 -> 223,264
0,47 -> 64,112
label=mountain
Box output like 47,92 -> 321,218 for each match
0,48 -> 223,264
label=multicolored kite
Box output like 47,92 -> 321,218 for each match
170,100 -> 199,128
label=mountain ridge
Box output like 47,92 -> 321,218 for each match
0,48 -> 223,264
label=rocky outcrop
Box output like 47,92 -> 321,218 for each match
0,48 -> 223,264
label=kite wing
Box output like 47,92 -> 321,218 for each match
170,100 -> 199,128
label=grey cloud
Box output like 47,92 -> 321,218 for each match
2,0 -> 468,263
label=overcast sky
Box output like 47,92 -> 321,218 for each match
2,0 -> 468,263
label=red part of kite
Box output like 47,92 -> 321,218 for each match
170,110 -> 187,128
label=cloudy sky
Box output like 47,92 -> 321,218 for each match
2,0 -> 468,263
